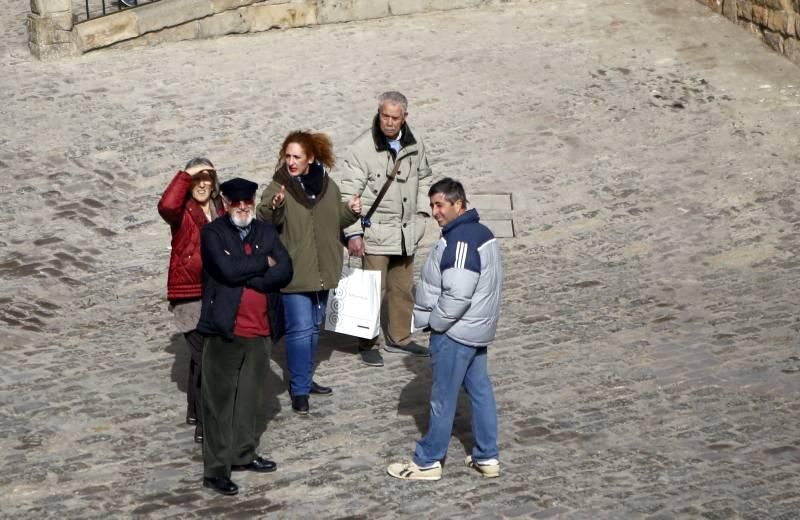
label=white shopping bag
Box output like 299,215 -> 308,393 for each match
324,266 -> 381,339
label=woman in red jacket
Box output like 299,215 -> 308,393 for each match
158,157 -> 225,443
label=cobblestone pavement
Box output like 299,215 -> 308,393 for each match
2,0 -> 800,518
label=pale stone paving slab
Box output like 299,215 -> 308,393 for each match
1,0 -> 800,518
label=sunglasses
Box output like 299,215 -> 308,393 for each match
227,198 -> 255,208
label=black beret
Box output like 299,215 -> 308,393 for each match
220,177 -> 258,201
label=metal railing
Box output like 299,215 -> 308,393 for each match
76,0 -> 162,22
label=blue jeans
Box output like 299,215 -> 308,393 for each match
414,333 -> 498,466
282,291 -> 328,396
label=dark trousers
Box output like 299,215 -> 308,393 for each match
201,334 -> 271,479
184,330 -> 204,424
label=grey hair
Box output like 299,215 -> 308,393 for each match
378,91 -> 408,113
184,157 -> 214,170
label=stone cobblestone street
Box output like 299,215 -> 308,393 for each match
2,0 -> 800,518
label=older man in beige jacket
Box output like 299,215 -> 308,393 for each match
336,91 -> 433,367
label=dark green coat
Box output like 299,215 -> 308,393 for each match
256,163 -> 359,293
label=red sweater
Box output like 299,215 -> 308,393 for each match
234,243 -> 271,338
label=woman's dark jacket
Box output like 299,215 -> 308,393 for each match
256,162 -> 359,293
196,216 -> 293,341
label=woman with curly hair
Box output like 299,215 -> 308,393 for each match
257,131 -> 361,414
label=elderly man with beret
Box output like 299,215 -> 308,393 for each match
196,177 -> 293,496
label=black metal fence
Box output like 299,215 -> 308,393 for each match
76,0 -> 163,22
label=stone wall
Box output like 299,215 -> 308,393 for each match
697,0 -> 800,65
28,0 -> 523,59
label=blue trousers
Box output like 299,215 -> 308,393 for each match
414,332 -> 499,466
282,291 -> 328,396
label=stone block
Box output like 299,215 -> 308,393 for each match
737,0 -> 753,20
27,13 -> 74,45
766,9 -> 789,33
248,3 -> 316,31
75,11 -> 138,51
198,8 -> 250,37
316,0 -> 389,24
722,0 -> 737,21
751,0 -> 782,9
211,0 -> 257,13
482,219 -> 515,238
762,28 -> 784,51
29,40 -> 77,59
30,0 -> 70,15
136,0 -> 214,34
784,37 -> 800,65
703,0 -> 722,14
751,4 -> 769,25
143,20 -> 199,44
470,193 -> 513,212
390,0 -> 481,15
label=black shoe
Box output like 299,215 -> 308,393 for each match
359,348 -> 384,367
384,340 -> 430,357
231,456 -> 277,473
119,0 -> 138,6
310,381 -> 332,395
203,476 -> 238,496
186,415 -> 198,426
194,424 -> 203,444
292,395 -> 309,415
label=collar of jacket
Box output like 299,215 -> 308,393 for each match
186,196 -> 223,228
273,162 -> 330,210
371,114 -> 417,154
442,208 -> 480,235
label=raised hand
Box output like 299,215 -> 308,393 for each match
348,193 -> 362,214
271,185 -> 286,210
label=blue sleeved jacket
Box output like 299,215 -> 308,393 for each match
413,208 -> 502,347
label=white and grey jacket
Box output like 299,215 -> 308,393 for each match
413,209 -> 502,347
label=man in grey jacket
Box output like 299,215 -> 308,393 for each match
337,91 -> 433,367
387,178 -> 502,481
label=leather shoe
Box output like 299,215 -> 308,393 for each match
310,381 -> 332,395
203,476 -> 238,496
194,424 -> 203,444
292,395 -> 309,415
231,456 -> 277,473
186,415 -> 198,426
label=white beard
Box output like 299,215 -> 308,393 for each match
231,212 -> 254,228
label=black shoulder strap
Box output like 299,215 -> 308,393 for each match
362,150 -> 418,228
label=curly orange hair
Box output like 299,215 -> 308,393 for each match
277,131 -> 335,170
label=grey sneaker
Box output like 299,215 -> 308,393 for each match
359,348 -> 384,367
384,340 -> 430,357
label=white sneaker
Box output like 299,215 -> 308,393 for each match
465,455 -> 500,478
386,460 -> 442,481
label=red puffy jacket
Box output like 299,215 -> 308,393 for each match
158,171 -> 224,301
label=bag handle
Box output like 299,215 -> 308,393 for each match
361,150 -> 418,229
